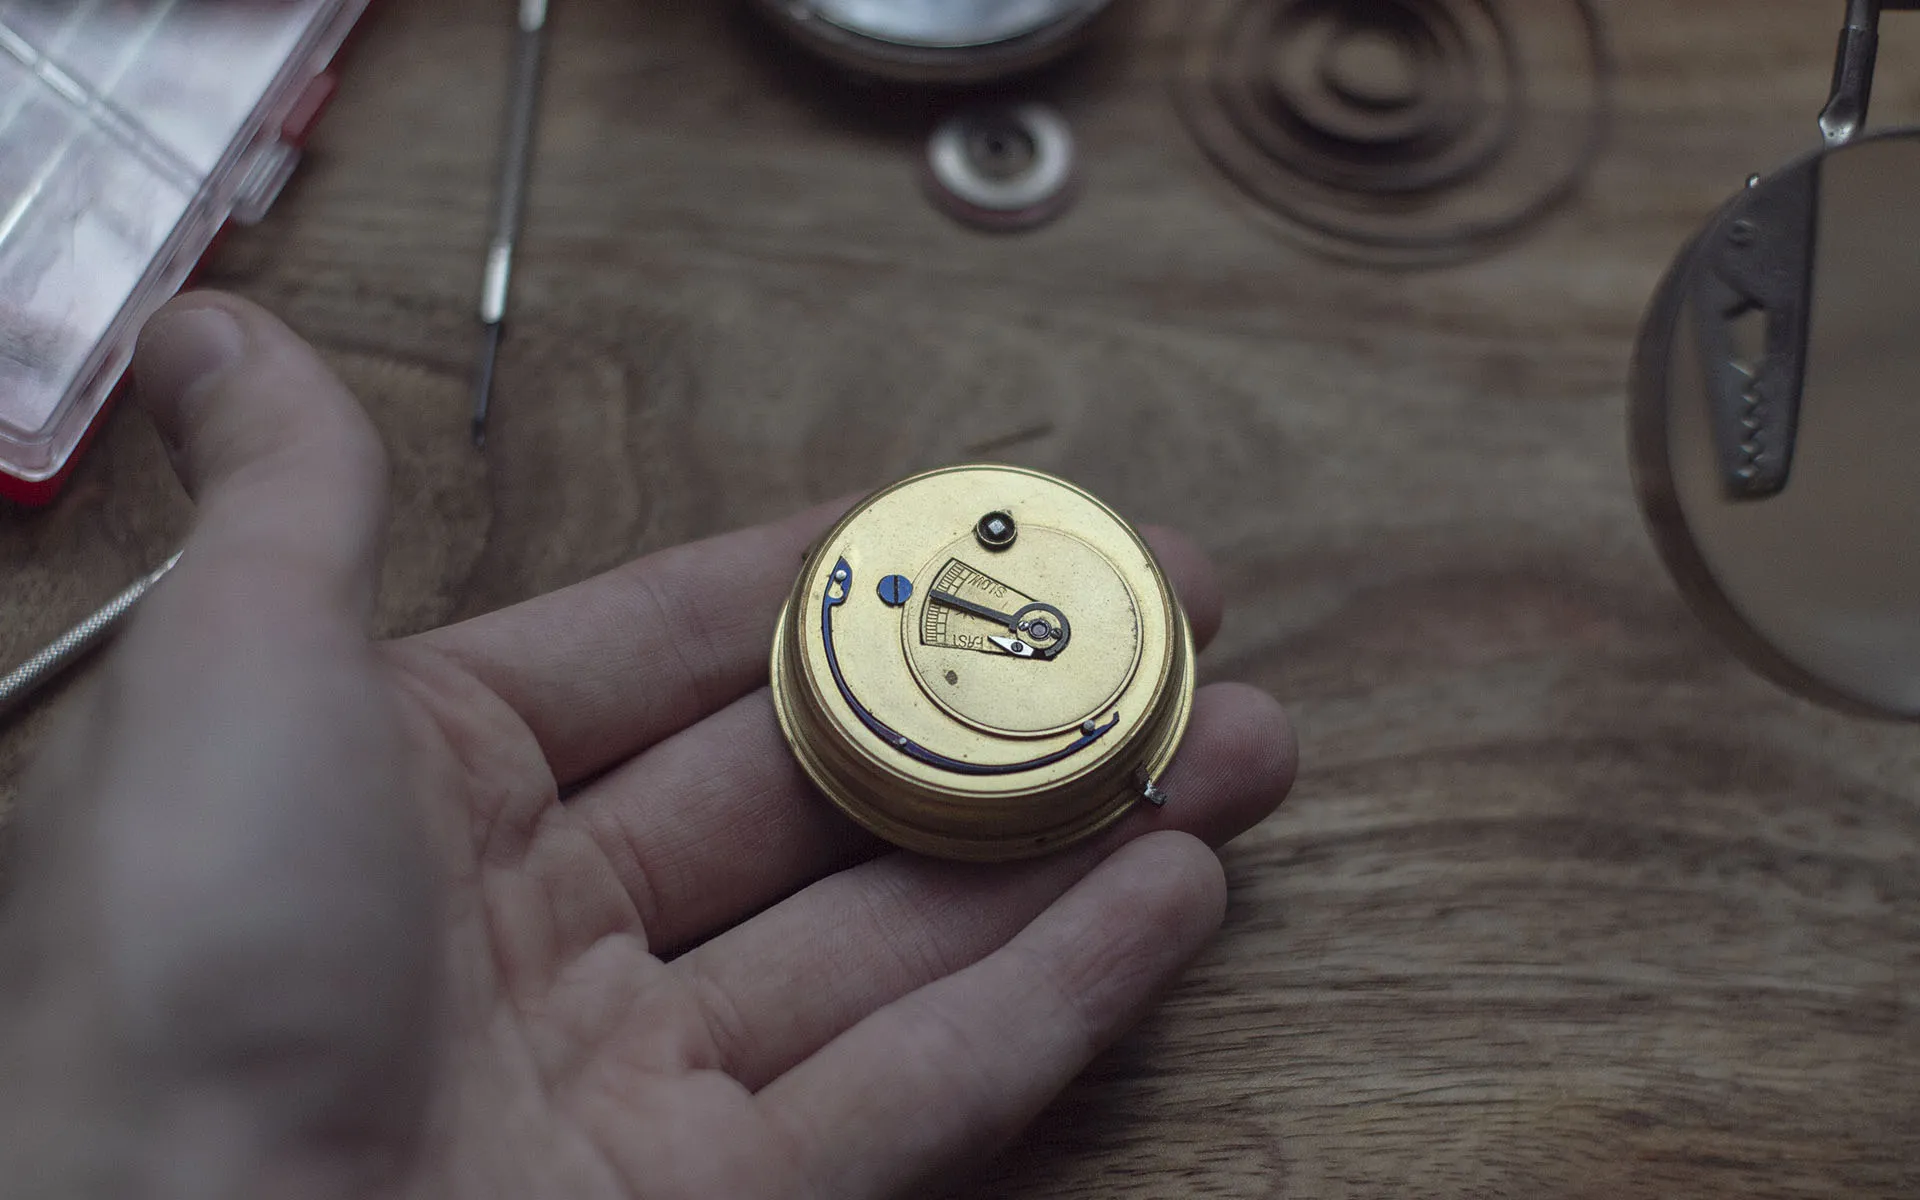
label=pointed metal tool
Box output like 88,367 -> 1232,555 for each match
0,553 -> 182,721
471,0 -> 551,447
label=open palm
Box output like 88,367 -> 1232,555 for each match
0,295 -> 1295,1200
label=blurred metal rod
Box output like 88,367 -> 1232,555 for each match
1821,0 -> 1920,146
1821,0 -> 1884,147
471,0 -> 551,447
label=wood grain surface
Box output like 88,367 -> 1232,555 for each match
6,1 -> 1920,1195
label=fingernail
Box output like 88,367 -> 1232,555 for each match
134,305 -> 246,417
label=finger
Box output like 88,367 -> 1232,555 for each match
411,509 -> 1219,788
757,832 -> 1227,1200
666,683 -> 1294,1083
572,688 -> 880,952
403,499 -> 849,788
566,534 -> 1225,954
1142,523 -> 1222,648
135,291 -> 390,626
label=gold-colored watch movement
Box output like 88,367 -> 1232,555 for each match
770,464 -> 1195,862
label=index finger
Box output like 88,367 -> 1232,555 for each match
399,499 -> 850,786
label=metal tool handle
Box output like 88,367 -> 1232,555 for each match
1820,0 -> 1920,147
471,0 -> 551,444
480,0 -> 549,329
0,554 -> 181,720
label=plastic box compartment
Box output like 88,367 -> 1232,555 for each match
0,0 -> 371,505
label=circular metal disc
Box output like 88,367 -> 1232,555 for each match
754,0 -> 1113,83
806,0 -> 1106,47
771,465 -> 1195,861
1631,130 -> 1920,717
925,104 -> 1079,231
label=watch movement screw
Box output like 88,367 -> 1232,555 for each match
976,511 -> 1017,550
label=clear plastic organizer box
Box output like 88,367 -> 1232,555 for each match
0,0 -> 370,505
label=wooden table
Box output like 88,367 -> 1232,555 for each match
5,1 -> 1919,1194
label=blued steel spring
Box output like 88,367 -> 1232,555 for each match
1175,0 -> 1612,266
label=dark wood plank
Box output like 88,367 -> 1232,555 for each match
5,1 -> 1920,1195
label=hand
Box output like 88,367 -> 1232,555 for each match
0,294 -> 1296,1200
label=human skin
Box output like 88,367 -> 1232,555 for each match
0,293 -> 1297,1200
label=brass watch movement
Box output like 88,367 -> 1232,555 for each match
771,465 -> 1195,862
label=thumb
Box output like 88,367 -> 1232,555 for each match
135,292 -> 390,624
0,294 -> 433,1199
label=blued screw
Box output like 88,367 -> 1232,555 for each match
878,574 -> 914,606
